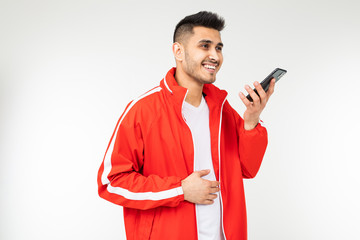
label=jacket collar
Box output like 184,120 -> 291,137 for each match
160,67 -> 228,106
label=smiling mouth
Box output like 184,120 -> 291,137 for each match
203,64 -> 216,70
202,63 -> 217,73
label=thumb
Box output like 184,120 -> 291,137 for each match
197,169 -> 210,177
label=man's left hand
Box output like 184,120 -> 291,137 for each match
238,78 -> 275,130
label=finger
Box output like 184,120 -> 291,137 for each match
207,193 -> 218,200
202,199 -> 214,205
209,187 -> 220,194
238,91 -> 252,108
210,180 -> 220,188
197,169 -> 210,177
253,81 -> 267,103
245,85 -> 260,104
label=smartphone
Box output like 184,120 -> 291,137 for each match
246,68 -> 287,102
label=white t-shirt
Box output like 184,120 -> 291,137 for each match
182,96 -> 224,240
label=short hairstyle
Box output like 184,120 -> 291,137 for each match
173,11 -> 225,43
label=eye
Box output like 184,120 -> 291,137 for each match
201,44 -> 209,49
216,46 -> 223,51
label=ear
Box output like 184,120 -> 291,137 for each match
172,42 -> 183,62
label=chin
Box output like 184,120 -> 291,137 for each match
205,74 -> 217,84
191,71 -> 217,85
202,78 -> 216,84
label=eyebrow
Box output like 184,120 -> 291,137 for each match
198,39 -> 224,47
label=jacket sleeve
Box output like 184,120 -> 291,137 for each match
233,110 -> 268,179
97,101 -> 184,210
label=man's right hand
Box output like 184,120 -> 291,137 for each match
181,169 -> 220,205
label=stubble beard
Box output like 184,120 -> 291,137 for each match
183,51 -> 217,85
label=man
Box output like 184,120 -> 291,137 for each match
97,11 -> 275,240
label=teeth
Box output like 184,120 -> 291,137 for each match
204,64 -> 215,70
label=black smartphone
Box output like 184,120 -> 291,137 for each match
246,68 -> 287,102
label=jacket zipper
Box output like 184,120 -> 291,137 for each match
218,98 -> 227,240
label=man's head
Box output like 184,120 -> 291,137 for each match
173,11 -> 225,85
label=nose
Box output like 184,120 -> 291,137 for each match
209,48 -> 220,62
209,55 -> 217,61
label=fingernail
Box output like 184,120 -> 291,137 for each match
254,81 -> 259,86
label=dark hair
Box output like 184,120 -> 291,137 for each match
173,11 -> 225,43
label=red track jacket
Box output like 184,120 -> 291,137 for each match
97,68 -> 268,240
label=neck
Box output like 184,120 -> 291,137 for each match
175,68 -> 204,107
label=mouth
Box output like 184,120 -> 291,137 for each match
202,63 -> 217,73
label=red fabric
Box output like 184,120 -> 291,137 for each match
97,68 -> 268,240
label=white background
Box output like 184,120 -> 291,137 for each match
1,0 -> 359,239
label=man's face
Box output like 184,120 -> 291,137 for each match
181,26 -> 223,85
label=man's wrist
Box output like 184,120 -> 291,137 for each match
244,119 -> 259,131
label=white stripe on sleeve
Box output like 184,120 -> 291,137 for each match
107,185 -> 183,201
